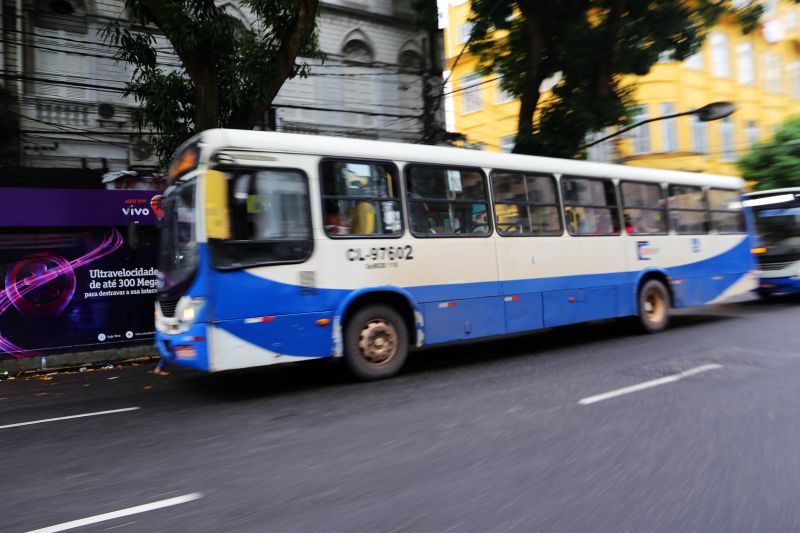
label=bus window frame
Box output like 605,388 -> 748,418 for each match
708,187 -> 747,235
319,157 -> 404,240
667,183 -> 710,235
490,169 -> 564,237
208,164 -> 315,271
404,163 -> 494,238
619,179 -> 670,236
560,175 -> 622,237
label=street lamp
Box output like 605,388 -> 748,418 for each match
585,101 -> 736,148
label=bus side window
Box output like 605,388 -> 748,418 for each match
621,181 -> 668,235
668,184 -> 709,234
320,159 -> 402,237
708,188 -> 746,233
491,171 -> 562,236
406,165 -> 490,236
561,176 -> 620,235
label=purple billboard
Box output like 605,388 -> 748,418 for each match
0,189 -> 162,359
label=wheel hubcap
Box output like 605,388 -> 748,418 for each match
358,319 -> 397,365
645,290 -> 665,323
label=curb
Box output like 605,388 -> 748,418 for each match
0,343 -> 159,377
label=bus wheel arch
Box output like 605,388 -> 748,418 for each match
635,273 -> 672,333
338,291 -> 418,380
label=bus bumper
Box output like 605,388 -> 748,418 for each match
155,322 -> 210,371
757,276 -> 800,294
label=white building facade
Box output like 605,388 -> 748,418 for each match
0,0 -> 436,170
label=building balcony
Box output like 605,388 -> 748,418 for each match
20,96 -> 132,131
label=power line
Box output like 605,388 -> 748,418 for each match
441,0 -> 505,88
0,70 -> 427,114
20,129 -> 163,136
2,26 -> 429,74
273,103 -> 420,119
3,33 -> 427,82
7,108 -> 131,149
0,71 -> 134,94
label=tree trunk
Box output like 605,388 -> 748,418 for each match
186,60 -> 219,132
230,0 -> 320,129
593,0 -> 626,100
137,0 -> 220,131
513,0 -> 544,154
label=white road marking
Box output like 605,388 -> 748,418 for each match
26,493 -> 203,533
104,521 -> 136,531
578,364 -> 722,406
0,407 -> 140,430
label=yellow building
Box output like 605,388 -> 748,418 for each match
442,0 -> 800,176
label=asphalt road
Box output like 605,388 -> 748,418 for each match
2,295 -> 800,532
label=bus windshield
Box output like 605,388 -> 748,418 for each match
159,181 -> 198,291
753,205 -> 800,257
208,168 -> 313,270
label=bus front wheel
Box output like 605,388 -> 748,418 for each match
637,279 -> 670,333
344,304 -> 409,380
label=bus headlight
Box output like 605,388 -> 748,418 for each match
180,297 -> 205,323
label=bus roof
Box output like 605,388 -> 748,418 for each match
744,187 -> 800,198
188,129 -> 745,190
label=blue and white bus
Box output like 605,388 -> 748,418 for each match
155,130 -> 755,379
744,188 -> 800,297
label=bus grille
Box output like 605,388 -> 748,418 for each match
759,261 -> 794,271
159,296 -> 180,318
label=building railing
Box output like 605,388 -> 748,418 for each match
21,97 -> 131,129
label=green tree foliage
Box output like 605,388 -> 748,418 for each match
738,117 -> 800,190
103,0 -> 322,165
467,0 -> 768,158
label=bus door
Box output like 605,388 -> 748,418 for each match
541,177 -> 628,327
404,165 -> 504,344
203,155 -> 338,366
490,171 -> 565,333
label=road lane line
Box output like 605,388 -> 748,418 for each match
26,493 -> 203,533
578,364 -> 722,406
0,407 -> 140,430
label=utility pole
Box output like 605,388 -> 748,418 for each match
419,33 -> 443,144
413,0 -> 448,145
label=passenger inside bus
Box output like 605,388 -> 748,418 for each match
324,201 -> 349,235
351,200 -> 375,234
409,199 -> 436,233
324,199 -> 377,235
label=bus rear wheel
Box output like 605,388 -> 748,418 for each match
637,279 -> 670,333
344,304 -> 408,380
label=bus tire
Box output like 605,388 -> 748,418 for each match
637,279 -> 670,333
344,304 -> 409,380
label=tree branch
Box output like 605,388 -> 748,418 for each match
231,0 -> 320,128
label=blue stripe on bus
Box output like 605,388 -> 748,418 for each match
215,311 -> 335,358
163,236 -> 753,360
205,235 -> 752,320
156,237 -> 752,361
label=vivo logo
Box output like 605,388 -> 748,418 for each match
122,207 -> 151,216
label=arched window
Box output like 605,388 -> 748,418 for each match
343,39 -> 373,64
397,49 -> 423,132
342,36 -> 374,127
34,0 -> 88,33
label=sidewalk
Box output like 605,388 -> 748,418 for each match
0,344 -> 159,377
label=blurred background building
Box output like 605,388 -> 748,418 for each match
0,0 -> 438,172
441,0 -> 800,176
